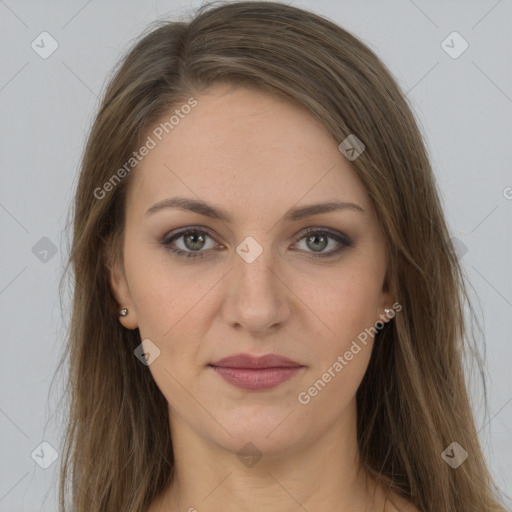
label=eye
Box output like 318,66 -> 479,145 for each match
161,226 -> 353,260
162,227 -> 219,259
292,227 -> 353,258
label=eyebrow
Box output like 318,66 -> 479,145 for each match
144,196 -> 364,222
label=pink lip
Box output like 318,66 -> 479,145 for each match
209,353 -> 304,391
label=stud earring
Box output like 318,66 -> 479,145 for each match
384,308 -> 393,315
118,308 -> 128,317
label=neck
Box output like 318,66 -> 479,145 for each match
156,398 -> 383,512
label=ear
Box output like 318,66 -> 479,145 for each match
106,242 -> 139,330
376,264 -> 396,324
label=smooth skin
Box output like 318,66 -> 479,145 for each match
110,82 -> 418,512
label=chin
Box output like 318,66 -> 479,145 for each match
207,408 -> 309,457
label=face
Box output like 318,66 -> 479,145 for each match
110,82 -> 393,456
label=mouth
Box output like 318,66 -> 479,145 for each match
208,353 -> 305,391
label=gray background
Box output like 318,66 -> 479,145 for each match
1,0 -> 511,510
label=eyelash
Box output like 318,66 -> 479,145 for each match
161,226 -> 353,260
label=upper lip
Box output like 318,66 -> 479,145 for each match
209,353 -> 303,369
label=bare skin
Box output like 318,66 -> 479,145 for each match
110,82 -> 419,512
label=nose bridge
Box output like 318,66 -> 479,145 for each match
223,234 -> 289,332
233,234 -> 280,296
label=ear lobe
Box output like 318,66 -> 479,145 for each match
378,294 -> 395,322
377,271 -> 396,323
105,243 -> 139,329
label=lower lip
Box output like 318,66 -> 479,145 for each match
210,366 -> 302,390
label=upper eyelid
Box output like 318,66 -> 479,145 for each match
164,226 -> 220,245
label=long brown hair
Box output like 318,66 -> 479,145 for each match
56,1 -> 508,510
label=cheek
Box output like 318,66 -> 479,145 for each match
123,237 -> 216,339
290,262 -> 384,407
294,263 -> 384,347
295,271 -> 378,410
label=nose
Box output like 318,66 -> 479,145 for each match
221,239 -> 291,334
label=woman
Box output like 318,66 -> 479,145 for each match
57,2 -> 508,511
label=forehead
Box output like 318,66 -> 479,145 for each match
126,83 -> 371,221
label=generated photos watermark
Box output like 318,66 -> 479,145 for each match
93,97 -> 198,200
297,302 -> 402,405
